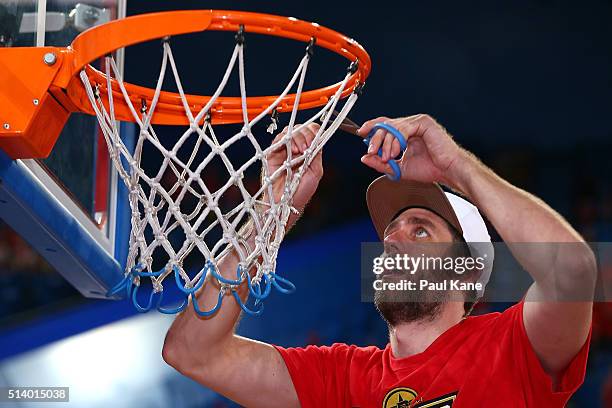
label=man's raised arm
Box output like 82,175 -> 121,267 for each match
452,151 -> 596,379
162,124 -> 323,408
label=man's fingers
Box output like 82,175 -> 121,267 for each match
292,129 -> 307,154
269,126 -> 289,158
360,115 -> 430,149
395,114 -> 442,143
309,143 -> 324,177
359,117 -> 407,160
286,123 -> 320,154
273,126 -> 289,144
360,154 -> 392,174
358,116 -> 390,137
303,123 -> 320,147
382,134 -> 397,162
367,128 -> 386,155
391,138 -> 402,158
365,128 -> 404,162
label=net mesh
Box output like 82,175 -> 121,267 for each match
79,35 -> 359,315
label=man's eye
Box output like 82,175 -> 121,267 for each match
415,227 -> 429,238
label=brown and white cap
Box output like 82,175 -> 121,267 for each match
366,176 -> 494,298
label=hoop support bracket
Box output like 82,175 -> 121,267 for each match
0,47 -> 69,158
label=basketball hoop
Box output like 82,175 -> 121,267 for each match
0,10 -> 370,315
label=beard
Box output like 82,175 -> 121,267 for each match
375,293 -> 443,326
373,242 -> 464,326
374,268 -> 448,326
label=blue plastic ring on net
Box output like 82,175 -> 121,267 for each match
131,284 -> 156,313
106,273 -> 131,298
210,261 -> 244,286
106,263 -> 160,299
363,123 -> 407,181
158,297 -> 187,314
270,272 -> 296,294
232,290 -> 264,316
174,264 -> 207,295
191,290 -> 225,317
247,272 -> 273,300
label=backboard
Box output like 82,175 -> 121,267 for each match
0,0 -> 131,298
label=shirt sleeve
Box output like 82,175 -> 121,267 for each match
273,343 -> 358,408
501,301 -> 591,406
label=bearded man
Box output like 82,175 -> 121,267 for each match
162,114 -> 596,407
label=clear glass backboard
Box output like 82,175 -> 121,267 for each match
0,0 -> 130,298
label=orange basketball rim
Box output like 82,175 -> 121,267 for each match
0,10 -> 371,159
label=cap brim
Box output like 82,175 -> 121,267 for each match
366,176 -> 463,240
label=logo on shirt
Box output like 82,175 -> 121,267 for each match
383,388 -> 418,407
383,388 -> 457,408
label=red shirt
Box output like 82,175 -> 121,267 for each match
274,302 -> 590,408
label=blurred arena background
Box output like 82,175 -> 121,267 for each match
1,0 -> 611,406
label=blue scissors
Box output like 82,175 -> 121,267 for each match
327,111 -> 408,181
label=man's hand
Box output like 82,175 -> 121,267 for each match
358,114 -> 466,188
265,123 -> 324,226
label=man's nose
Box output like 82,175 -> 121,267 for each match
384,228 -> 403,245
383,232 -> 395,246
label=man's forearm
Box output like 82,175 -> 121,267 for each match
449,150 -> 596,289
163,230 -> 253,368
452,151 -> 582,243
163,210 -> 303,367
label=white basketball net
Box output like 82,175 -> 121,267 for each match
79,34 -> 360,315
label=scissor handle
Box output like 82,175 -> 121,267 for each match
363,123 -> 407,181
